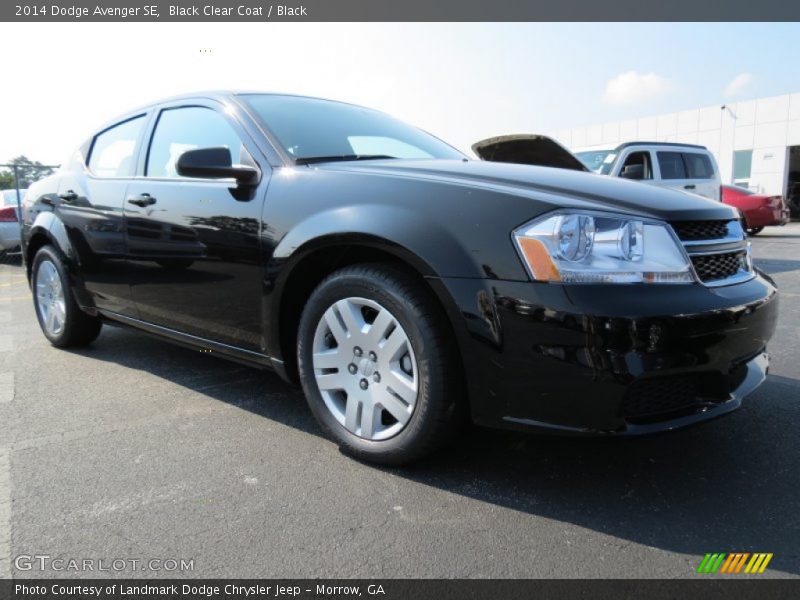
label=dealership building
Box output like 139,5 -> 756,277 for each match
549,92 -> 800,200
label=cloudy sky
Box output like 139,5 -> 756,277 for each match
1,21 -> 799,164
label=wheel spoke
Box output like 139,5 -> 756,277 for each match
312,348 -> 341,370
377,389 -> 412,425
54,301 -> 66,326
315,372 -> 349,391
387,370 -> 417,405
45,305 -> 57,332
365,309 -> 394,347
344,396 -> 360,432
381,327 -> 407,360
335,299 -> 364,337
322,306 -> 348,345
359,399 -> 379,439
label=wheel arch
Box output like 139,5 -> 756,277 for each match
268,234 -> 469,393
24,215 -> 76,279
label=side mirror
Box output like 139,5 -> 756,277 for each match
620,164 -> 645,180
176,147 -> 259,185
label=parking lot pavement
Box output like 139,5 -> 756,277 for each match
0,225 -> 799,580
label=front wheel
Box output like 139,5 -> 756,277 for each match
747,227 -> 764,236
32,245 -> 102,347
297,264 -> 464,465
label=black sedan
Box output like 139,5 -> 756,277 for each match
20,92 -> 778,464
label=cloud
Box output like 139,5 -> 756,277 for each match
723,73 -> 754,98
602,71 -> 672,106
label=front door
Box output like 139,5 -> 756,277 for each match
124,104 -> 268,351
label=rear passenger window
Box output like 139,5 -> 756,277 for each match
657,152 -> 687,179
88,116 -> 145,177
683,153 -> 714,179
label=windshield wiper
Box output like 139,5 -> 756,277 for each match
294,154 -> 397,165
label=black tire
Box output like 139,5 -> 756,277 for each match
31,245 -> 102,347
297,263 -> 465,465
747,227 -> 764,236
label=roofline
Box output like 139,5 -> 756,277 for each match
613,141 -> 708,151
87,90 -> 397,140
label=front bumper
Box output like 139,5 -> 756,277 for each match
436,273 -> 778,434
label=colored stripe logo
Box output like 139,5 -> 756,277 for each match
697,553 -> 773,574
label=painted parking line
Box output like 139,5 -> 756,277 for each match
0,447 -> 10,578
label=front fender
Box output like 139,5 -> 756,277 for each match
272,203 -> 486,279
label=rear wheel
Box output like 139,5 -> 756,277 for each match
747,227 -> 764,236
297,264 -> 464,465
32,245 -> 102,347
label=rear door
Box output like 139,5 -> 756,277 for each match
655,150 -> 695,196
681,151 -> 720,200
55,114 -> 150,316
656,150 -> 719,200
124,101 -> 269,351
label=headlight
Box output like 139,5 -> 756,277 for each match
513,211 -> 693,284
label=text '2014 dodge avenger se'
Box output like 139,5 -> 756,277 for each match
21,92 -> 778,464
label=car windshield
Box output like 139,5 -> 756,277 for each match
239,94 -> 465,163
575,150 -> 616,174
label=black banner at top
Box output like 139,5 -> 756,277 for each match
3,0 -> 800,22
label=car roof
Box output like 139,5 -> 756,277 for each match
613,141 -> 708,152
90,91 -> 382,137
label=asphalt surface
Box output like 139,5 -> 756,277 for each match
0,225 -> 798,579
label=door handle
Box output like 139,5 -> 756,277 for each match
127,193 -> 157,207
684,184 -> 696,190
58,190 -> 78,202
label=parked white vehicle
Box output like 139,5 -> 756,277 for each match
0,189 -> 25,255
575,142 -> 722,201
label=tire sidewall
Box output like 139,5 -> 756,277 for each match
298,269 -> 448,461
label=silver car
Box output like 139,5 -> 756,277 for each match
0,189 -> 25,255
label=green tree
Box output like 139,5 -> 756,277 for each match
0,155 -> 56,190
0,171 -> 13,190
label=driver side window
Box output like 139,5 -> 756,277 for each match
146,106 -> 247,178
619,151 -> 653,180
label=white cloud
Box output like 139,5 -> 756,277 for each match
723,73 -> 754,98
602,71 -> 672,106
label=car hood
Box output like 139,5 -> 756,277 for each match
314,159 -> 736,222
472,134 -> 588,172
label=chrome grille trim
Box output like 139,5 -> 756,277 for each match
670,219 -> 755,287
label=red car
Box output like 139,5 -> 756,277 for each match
722,184 -> 791,235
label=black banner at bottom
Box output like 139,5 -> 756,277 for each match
1,579 -> 798,600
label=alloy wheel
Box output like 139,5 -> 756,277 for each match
36,259 -> 66,337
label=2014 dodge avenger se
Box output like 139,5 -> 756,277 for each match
20,92 -> 778,464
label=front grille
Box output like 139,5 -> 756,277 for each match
671,220 -> 732,241
669,219 -> 751,286
691,251 -> 747,282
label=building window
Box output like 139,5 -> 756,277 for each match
733,150 -> 753,188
